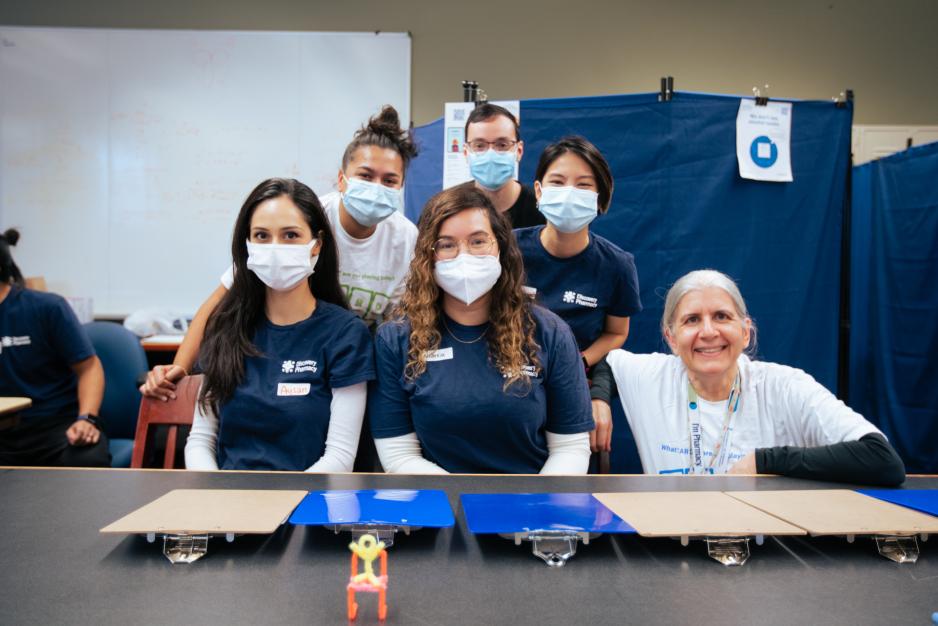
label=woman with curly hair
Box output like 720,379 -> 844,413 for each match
370,186 -> 594,474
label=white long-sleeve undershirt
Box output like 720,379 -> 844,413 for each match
184,381 -> 366,472
374,430 -> 591,475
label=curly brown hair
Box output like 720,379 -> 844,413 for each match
395,185 -> 541,392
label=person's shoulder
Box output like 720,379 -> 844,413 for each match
742,356 -> 819,394
382,210 -> 418,236
319,190 -> 341,214
590,233 -> 636,265
607,348 -> 678,379
529,304 -> 572,341
513,225 -> 542,247
375,315 -> 411,344
17,287 -> 70,312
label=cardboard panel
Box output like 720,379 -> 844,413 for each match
100,489 -> 307,535
728,490 -> 938,536
593,491 -> 805,537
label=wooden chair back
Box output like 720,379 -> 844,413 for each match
130,374 -> 202,469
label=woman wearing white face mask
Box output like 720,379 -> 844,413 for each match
514,136 -> 641,454
369,186 -> 594,474
184,178 -> 374,472
141,106 -> 417,402
606,269 -> 905,485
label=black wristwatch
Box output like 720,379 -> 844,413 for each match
77,414 -> 103,430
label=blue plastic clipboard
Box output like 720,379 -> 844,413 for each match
289,489 -> 455,528
857,489 -> 938,518
461,493 -> 636,535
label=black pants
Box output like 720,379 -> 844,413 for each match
0,413 -> 111,467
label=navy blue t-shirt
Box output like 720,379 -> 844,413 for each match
216,301 -> 375,471
514,226 -> 642,351
370,305 -> 594,474
0,287 -> 95,420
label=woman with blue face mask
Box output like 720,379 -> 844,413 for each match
514,136 -> 642,454
141,107 -> 416,395
370,185 -> 594,474
185,178 -> 374,472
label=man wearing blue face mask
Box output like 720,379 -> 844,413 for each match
457,103 -> 545,229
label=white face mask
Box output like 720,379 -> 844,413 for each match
246,239 -> 318,291
433,253 -> 502,305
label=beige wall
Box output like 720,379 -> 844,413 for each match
2,0 -> 936,126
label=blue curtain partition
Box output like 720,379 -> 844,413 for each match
851,141 -> 938,473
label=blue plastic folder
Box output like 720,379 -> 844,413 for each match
857,489 -> 938,518
289,489 -> 455,528
461,493 -> 636,535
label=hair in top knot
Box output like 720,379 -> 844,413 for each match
342,105 -> 418,174
2,228 -> 20,246
0,227 -> 24,284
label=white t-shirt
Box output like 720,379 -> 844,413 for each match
221,191 -> 417,325
606,350 -> 882,475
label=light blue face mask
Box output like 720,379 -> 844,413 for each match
341,176 -> 403,228
537,185 -> 599,233
467,149 -> 517,191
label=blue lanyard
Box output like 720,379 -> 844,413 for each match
686,370 -> 741,474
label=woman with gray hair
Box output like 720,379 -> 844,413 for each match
605,269 -> 905,485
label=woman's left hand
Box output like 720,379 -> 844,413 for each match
727,452 -> 756,474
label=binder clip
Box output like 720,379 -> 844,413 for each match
347,534 -> 389,622
753,84 -> 770,106
658,76 -> 674,102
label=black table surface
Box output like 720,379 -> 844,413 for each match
1,468 -> 936,626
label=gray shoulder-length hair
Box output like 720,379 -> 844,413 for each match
661,269 -> 757,355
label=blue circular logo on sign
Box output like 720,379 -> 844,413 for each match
749,136 -> 778,168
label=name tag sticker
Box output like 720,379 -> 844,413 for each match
277,382 -> 311,397
522,285 -> 537,296
425,347 -> 454,362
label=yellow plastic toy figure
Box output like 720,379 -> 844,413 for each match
347,534 -> 388,621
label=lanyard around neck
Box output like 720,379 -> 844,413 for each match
686,370 -> 741,474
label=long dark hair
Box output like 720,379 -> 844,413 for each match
397,185 -> 540,392
0,228 -> 24,285
199,178 -> 346,413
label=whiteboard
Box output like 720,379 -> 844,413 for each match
0,27 -> 411,316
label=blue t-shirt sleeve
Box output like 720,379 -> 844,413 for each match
43,295 -> 95,366
608,250 -> 642,318
327,315 -> 376,388
542,313 -> 594,434
369,322 -> 416,439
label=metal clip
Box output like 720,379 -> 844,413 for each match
704,537 -> 751,566
516,530 -> 589,567
162,534 -> 209,564
875,535 -> 919,563
331,524 -> 410,548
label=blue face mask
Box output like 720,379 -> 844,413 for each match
537,185 -> 599,233
467,149 -> 516,191
341,176 -> 403,228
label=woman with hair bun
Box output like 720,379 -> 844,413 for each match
143,105 -> 418,402
0,228 -> 109,467
369,186 -> 594,474
606,269 -> 905,485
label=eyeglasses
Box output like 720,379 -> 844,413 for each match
465,139 -> 519,154
432,235 -> 497,260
